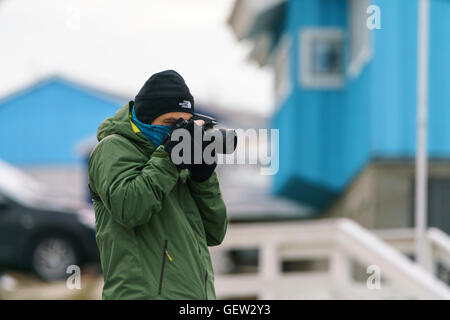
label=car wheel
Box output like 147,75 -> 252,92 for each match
30,235 -> 80,281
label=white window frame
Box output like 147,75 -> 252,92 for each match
348,0 -> 372,78
272,34 -> 291,107
299,28 -> 345,89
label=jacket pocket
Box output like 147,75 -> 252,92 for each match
158,240 -> 173,295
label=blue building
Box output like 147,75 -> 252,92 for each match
0,76 -> 126,202
0,76 -> 126,165
229,0 -> 450,231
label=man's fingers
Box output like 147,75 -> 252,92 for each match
194,120 -> 205,127
174,118 -> 186,126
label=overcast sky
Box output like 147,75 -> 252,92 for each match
0,0 -> 274,116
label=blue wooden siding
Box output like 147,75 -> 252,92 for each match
272,0 -> 450,209
0,78 -> 125,165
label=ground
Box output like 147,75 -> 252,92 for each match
0,269 -> 103,300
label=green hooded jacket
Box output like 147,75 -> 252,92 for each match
88,101 -> 227,300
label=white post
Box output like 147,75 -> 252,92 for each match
259,242 -> 279,299
415,0 -> 430,270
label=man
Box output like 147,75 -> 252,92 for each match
88,70 -> 227,300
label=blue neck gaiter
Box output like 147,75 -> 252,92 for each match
131,107 -> 171,147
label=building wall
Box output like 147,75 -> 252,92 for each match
428,0 -> 450,156
321,162 -> 378,228
0,77 -> 126,204
271,0 -> 450,210
323,160 -> 450,231
272,0 -> 348,208
0,78 -> 124,165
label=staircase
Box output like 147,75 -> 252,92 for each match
210,218 -> 450,299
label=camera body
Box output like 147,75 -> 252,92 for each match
192,113 -> 237,154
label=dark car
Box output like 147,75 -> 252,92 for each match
0,160 -> 99,281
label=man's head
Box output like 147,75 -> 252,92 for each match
151,111 -> 192,126
134,70 -> 195,125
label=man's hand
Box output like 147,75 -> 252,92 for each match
162,118 -> 217,181
162,118 -> 191,169
162,118 -> 205,169
189,158 -> 217,182
189,124 -> 217,182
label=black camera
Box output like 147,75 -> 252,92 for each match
192,113 -> 237,154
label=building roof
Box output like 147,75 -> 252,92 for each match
228,0 -> 287,66
219,165 -> 313,221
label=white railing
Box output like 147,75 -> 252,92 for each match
210,218 -> 450,300
376,227 -> 450,276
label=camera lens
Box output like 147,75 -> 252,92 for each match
220,129 -> 237,154
203,128 -> 238,154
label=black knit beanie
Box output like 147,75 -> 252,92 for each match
134,70 -> 195,124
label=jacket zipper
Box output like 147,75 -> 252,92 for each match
158,240 -> 172,295
204,271 -> 208,300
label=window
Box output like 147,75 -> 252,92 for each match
348,0 -> 372,78
299,28 -> 344,89
411,177 -> 450,284
412,178 -> 450,235
0,192 -> 7,207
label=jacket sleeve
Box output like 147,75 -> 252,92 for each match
187,172 -> 228,246
88,136 -> 179,229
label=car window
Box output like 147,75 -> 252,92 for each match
0,191 -> 8,209
0,159 -> 81,211
0,159 -> 49,207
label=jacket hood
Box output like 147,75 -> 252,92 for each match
97,101 -> 155,151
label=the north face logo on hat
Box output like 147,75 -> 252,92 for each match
179,100 -> 192,109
